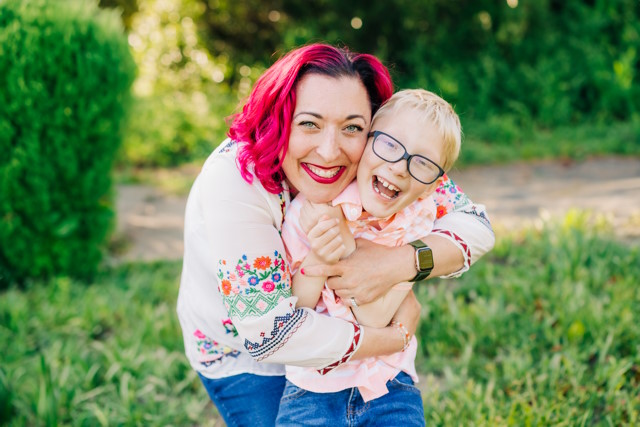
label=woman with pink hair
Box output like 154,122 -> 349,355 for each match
177,44 -> 494,426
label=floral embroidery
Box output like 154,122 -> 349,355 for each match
222,318 -> 238,337
218,251 -> 292,319
434,174 -> 471,213
244,305 -> 308,361
193,329 -> 240,366
436,205 -> 448,219
253,256 -> 272,270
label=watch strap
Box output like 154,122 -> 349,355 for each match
409,240 -> 433,282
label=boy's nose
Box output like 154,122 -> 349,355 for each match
388,158 -> 409,177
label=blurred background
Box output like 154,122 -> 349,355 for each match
109,0 -> 640,169
1,0 -> 639,425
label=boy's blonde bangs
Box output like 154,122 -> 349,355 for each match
372,89 -> 461,172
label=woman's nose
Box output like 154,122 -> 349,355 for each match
315,131 -> 341,162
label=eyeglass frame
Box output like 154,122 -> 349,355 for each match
367,130 -> 445,185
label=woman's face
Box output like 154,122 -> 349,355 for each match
282,73 -> 371,203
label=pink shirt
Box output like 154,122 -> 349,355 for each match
281,182 -> 436,401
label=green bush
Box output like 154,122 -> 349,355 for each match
0,0 -> 136,286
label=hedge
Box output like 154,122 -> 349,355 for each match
0,0 -> 136,286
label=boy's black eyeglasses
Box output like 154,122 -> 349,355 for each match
368,131 -> 445,185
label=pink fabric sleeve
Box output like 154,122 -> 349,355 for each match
280,196 -> 311,273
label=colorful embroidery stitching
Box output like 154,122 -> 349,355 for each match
461,204 -> 493,231
218,251 -> 292,319
244,307 -> 308,361
222,318 -> 238,337
434,175 -> 471,213
278,190 -> 287,229
193,329 -> 240,366
318,323 -> 362,375
218,139 -> 235,153
432,228 -> 471,270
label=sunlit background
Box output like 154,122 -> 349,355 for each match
1,1 -> 639,425
102,0 -> 640,168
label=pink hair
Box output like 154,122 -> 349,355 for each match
229,44 -> 393,194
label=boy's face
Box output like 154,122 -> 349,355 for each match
357,109 -> 445,219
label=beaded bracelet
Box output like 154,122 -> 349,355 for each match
391,321 -> 411,352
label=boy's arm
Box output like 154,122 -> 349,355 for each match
292,251 -> 332,308
292,208 -> 356,308
351,285 -> 411,328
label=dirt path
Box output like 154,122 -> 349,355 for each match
114,156 -> 640,262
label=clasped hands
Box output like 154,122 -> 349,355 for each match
298,201 -> 410,305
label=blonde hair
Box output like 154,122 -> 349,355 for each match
371,89 -> 461,172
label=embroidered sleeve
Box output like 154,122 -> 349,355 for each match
199,157 -> 357,369
432,174 -> 495,277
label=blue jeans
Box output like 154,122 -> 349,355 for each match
198,372 -> 286,427
275,371 -> 425,426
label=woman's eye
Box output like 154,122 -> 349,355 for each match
299,121 -> 318,129
344,124 -> 363,133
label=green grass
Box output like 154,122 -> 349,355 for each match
2,213 -> 639,425
416,212 -> 640,425
0,262 -> 213,426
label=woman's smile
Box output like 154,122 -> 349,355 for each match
301,163 -> 346,183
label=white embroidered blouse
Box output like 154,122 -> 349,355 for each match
177,139 -> 495,379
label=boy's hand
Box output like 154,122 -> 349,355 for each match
302,239 -> 415,304
300,201 -> 343,235
306,216 -> 345,264
391,291 -> 421,336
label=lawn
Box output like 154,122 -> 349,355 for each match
1,213 -> 639,426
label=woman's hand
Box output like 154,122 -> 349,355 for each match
302,238 -> 417,305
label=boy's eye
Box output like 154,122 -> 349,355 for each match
414,157 -> 428,167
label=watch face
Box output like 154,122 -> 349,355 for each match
417,247 -> 434,271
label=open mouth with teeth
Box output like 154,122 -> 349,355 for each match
301,163 -> 345,184
372,175 -> 401,200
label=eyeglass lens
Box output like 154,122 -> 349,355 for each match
372,132 -> 442,184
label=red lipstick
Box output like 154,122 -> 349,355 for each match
301,163 -> 345,184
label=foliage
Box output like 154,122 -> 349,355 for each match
1,214 -> 638,424
274,0 -> 640,126
0,0 -> 136,286
416,212 -> 640,425
100,0 -> 640,167
120,0 -> 236,167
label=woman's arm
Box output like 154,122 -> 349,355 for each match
302,175 -> 495,305
203,156 -> 409,370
